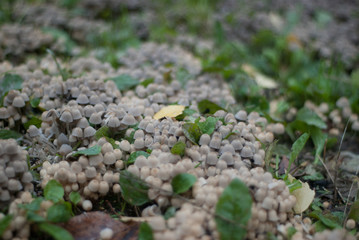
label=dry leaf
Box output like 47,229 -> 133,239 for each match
62,212 -> 140,240
153,105 -> 185,120
288,175 -> 315,214
242,64 -> 278,89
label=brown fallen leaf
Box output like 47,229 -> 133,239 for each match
61,212 -> 140,240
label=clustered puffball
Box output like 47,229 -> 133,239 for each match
0,139 -> 33,204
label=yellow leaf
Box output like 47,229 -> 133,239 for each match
153,105 -> 185,120
242,64 -> 278,89
288,174 -> 315,214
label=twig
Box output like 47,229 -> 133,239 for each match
318,156 -> 345,203
333,119 -> 349,203
342,165 -> 359,226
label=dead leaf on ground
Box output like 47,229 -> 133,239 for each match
61,211 -> 140,240
288,175 -> 315,214
242,64 -> 278,89
153,105 -> 185,120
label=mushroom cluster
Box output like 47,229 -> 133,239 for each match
0,139 -> 33,204
0,24 -> 54,61
0,191 -> 34,239
39,138 -> 125,211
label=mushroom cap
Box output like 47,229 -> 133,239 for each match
84,126 -> 96,138
72,127 -> 83,138
89,112 -> 102,125
76,93 -> 89,104
12,96 -> 25,108
27,125 -> 40,137
77,117 -> 89,128
58,144 -> 73,156
0,107 -> 10,119
60,110 -> 73,123
71,108 -> 82,120
121,114 -> 137,126
107,116 -> 121,128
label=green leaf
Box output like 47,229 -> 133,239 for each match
140,78 -> 154,87
170,141 -> 186,157
348,199 -> 359,222
164,206 -> 176,220
215,179 -> 252,240
47,202 -> 72,223
95,125 -> 110,139
72,145 -> 101,157
310,127 -> 327,164
287,133 -> 309,177
198,116 -> 217,135
69,191 -> 81,205
175,108 -> 197,121
27,211 -> 46,222
119,170 -> 149,206
284,178 -> 302,193
287,226 -> 297,239
19,197 -> 43,211
42,27 -> 76,54
24,116 -> 42,129
182,123 -> 201,144
171,173 -> 197,194
0,73 -> 23,105
175,68 -> 192,87
44,180 -> 64,203
296,107 -> 326,129
30,97 -> 41,108
197,99 -> 226,114
39,223 -> 74,240
127,151 -> 150,165
0,215 -> 12,236
138,222 -> 154,240
308,211 -> 341,229
0,129 -> 22,139
106,74 -> 140,91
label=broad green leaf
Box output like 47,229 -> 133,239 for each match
287,133 -> 309,177
0,73 -> 23,104
287,227 -> 297,239
39,223 -> 74,240
119,170 -> 149,206
296,107 -> 326,129
0,129 -> 22,139
24,117 -> 42,129
127,151 -> 150,165
72,145 -> 101,157
30,97 -> 41,108
348,199 -> 359,222
140,78 -> 154,87
69,191 -> 81,205
106,74 -> 140,91
176,68 -> 192,87
44,180 -> 64,203
197,99 -> 226,114
47,202 -> 72,223
284,178 -> 302,193
198,116 -> 217,135
175,108 -> 197,121
182,123 -> 201,144
310,127 -> 327,164
215,178 -> 252,240
0,215 -> 12,236
171,173 -> 197,194
171,141 -> 186,157
138,222 -> 154,240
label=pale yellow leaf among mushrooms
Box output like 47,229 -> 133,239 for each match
288,174 -> 315,214
153,105 -> 185,120
242,64 -> 278,89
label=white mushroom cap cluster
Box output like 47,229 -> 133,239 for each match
0,140 -> 33,204
313,228 -> 356,240
0,24 -> 54,61
0,191 -> 34,240
146,167 -> 300,240
118,42 -> 202,78
39,138 -> 125,210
